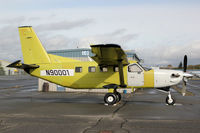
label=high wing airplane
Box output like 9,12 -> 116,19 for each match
7,26 -> 193,105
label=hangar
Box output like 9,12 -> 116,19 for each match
39,48 -> 141,93
47,48 -> 141,62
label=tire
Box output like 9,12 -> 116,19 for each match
104,93 -> 117,105
166,96 -> 175,105
115,92 -> 121,102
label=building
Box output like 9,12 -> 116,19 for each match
0,60 -> 23,75
48,48 -> 141,62
39,48 -> 141,93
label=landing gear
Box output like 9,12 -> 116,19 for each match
166,92 -> 175,105
103,84 -> 122,105
104,93 -> 117,105
104,92 -> 121,105
115,92 -> 121,102
157,87 -> 176,105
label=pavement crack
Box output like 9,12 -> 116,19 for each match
0,120 -> 9,132
112,94 -> 132,117
112,101 -> 127,117
82,117 -> 103,133
121,119 -> 130,133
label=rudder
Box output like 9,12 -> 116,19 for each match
18,26 -> 50,64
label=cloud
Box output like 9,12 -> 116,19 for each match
78,29 -> 138,48
0,4 -> 200,66
0,25 -> 22,61
38,28 -> 138,51
0,16 -> 26,25
136,41 -> 200,66
40,34 -> 78,50
0,17 -> 95,61
35,19 -> 95,31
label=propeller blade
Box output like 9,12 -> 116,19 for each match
171,85 -> 194,96
182,81 -> 186,96
183,55 -> 187,72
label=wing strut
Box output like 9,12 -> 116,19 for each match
90,44 -> 129,88
118,59 -> 126,88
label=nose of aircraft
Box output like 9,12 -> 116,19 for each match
170,71 -> 193,85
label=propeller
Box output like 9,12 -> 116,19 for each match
172,55 -> 194,96
183,55 -> 187,72
182,55 -> 187,96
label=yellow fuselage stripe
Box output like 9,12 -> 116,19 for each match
30,61 -> 154,89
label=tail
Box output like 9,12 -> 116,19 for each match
19,26 -> 51,64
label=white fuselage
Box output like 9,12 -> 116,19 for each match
154,69 -> 184,88
126,63 -> 193,88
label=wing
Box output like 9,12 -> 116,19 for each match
91,44 -> 129,66
91,44 -> 129,87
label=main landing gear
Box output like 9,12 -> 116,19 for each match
104,91 -> 121,105
103,84 -> 122,105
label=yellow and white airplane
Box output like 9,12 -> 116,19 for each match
7,26 -> 193,105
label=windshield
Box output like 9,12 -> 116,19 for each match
137,63 -> 152,71
143,66 -> 152,71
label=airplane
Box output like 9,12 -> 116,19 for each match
7,26 -> 193,106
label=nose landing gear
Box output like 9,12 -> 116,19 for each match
166,91 -> 175,105
157,87 -> 176,105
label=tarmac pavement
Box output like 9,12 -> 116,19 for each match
0,76 -> 200,133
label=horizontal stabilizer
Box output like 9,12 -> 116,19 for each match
7,60 -> 39,69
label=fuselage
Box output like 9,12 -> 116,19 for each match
29,60 -> 184,89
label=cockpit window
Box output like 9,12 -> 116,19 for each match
143,66 -> 152,71
137,63 -> 152,71
128,64 -> 142,72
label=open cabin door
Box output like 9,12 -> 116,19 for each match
127,63 -> 144,86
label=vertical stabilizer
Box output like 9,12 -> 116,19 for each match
18,26 -> 50,64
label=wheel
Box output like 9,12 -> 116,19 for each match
115,92 -> 121,102
166,96 -> 175,105
104,93 -> 117,105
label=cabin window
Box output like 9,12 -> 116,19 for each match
88,66 -> 96,72
100,66 -> 108,72
75,67 -> 82,73
128,64 -> 142,72
114,67 -> 119,72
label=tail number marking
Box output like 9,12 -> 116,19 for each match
40,69 -> 74,76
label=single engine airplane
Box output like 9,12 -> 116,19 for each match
7,26 -> 193,105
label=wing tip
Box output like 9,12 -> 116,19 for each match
91,44 -> 121,48
18,26 -> 32,28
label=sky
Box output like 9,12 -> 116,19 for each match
0,0 -> 200,66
